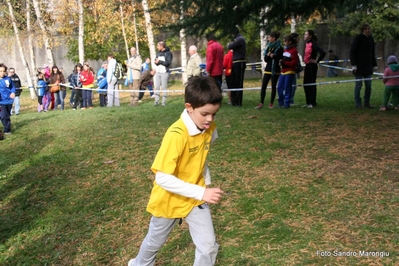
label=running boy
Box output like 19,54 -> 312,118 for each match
0,63 -> 15,135
128,76 -> 224,266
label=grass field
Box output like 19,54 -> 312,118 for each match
0,75 -> 398,266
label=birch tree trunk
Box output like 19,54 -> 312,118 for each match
259,7 -> 269,70
32,0 -> 55,66
141,0 -> 156,69
132,0 -> 139,54
26,0 -> 37,98
290,13 -> 296,33
120,0 -> 130,60
180,1 -> 187,84
6,0 -> 36,99
77,0 -> 84,63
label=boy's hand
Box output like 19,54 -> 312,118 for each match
202,188 -> 224,204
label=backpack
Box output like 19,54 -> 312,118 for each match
113,61 -> 123,79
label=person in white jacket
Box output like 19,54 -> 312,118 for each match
106,54 -> 120,107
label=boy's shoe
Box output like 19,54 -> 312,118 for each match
254,103 -> 263,109
364,104 -> 374,108
138,100 -> 143,103
268,103 -> 274,109
81,107 -> 86,110
89,106 -> 93,109
307,104 -> 313,108
127,259 -> 136,266
4,132 -> 11,135
379,107 -> 387,111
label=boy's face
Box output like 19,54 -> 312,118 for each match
0,67 -> 6,78
185,103 -> 221,130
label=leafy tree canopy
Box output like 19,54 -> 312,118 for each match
156,0 -> 375,38
328,0 -> 399,41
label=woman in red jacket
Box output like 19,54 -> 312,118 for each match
277,35 -> 299,108
80,62 -> 95,109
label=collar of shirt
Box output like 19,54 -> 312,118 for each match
190,53 -> 198,59
182,109 -> 205,136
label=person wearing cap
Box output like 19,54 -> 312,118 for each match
380,55 -> 399,111
349,23 -> 377,108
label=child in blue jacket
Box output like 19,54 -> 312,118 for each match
0,63 -> 16,135
37,72 -> 47,112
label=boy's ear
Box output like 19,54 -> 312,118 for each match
185,103 -> 193,112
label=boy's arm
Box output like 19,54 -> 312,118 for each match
156,171 -> 224,204
155,171 -> 206,200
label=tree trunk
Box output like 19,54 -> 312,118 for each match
290,13 -> 296,33
77,0 -> 84,63
7,0 -> 36,99
259,7 -> 269,70
120,0 -> 129,60
180,2 -> 187,84
32,0 -> 55,66
142,0 -> 156,69
132,0 -> 139,54
26,0 -> 37,99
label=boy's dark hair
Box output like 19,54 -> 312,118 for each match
185,76 -> 223,109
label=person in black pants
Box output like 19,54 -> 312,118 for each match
228,27 -> 246,107
302,30 -> 326,108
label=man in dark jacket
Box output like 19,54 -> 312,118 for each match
8,68 -> 22,115
228,27 -> 246,107
350,23 -> 377,108
154,41 -> 173,106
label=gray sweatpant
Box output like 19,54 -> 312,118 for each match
133,204 -> 219,266
153,72 -> 169,104
107,78 -> 120,107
